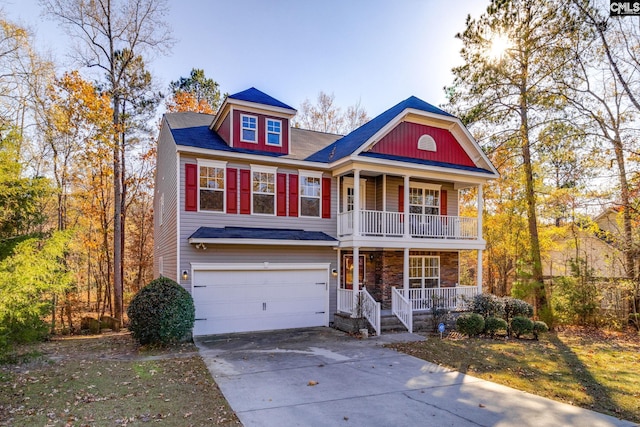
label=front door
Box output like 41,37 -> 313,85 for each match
342,177 -> 366,212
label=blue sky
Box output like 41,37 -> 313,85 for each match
2,0 -> 489,117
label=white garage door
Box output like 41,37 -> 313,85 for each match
191,264 -> 329,336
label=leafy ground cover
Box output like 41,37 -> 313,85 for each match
388,327 -> 640,423
0,332 -> 242,426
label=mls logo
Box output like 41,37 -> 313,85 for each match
610,1 -> 640,16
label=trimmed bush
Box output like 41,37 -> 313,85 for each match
503,297 -> 533,320
456,313 -> 485,337
470,294 -> 504,319
127,277 -> 195,345
484,316 -> 508,338
532,321 -> 549,340
510,316 -> 534,338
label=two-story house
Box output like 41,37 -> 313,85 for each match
154,87 -> 499,336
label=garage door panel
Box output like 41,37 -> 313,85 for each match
192,266 -> 328,336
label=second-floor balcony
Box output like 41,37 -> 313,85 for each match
338,210 -> 478,239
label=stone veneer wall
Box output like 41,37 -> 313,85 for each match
341,250 -> 460,310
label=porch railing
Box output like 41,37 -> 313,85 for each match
337,288 -> 354,314
391,287 -> 413,333
398,286 -> 478,311
338,210 -> 478,239
336,287 -> 380,336
359,287 -> 381,336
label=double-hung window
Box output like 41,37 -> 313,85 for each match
299,170 -> 322,217
409,255 -> 440,289
198,159 -> 226,212
266,119 -> 282,146
251,165 -> 276,215
409,184 -> 440,216
241,114 -> 257,142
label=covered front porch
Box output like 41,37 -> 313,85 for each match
334,248 -> 482,335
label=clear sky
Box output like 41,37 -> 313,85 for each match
2,0 -> 489,118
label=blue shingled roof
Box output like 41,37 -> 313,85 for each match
305,96 -> 455,163
361,152 -> 495,174
228,87 -> 296,111
189,226 -> 337,242
170,125 -> 284,157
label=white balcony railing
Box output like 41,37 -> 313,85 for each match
338,210 -> 478,239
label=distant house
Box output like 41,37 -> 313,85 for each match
154,87 -> 499,336
543,207 -> 636,319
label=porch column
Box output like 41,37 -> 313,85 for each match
403,247 -> 410,293
477,249 -> 483,294
477,184 -> 483,239
403,175 -> 410,238
337,248 -> 341,289
354,169 -> 361,237
352,246 -> 360,317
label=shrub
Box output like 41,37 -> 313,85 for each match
127,277 -> 195,345
470,294 -> 504,319
484,316 -> 508,338
503,297 -> 533,335
456,313 -> 485,337
532,321 -> 549,340
510,316 -> 534,338
503,297 -> 533,320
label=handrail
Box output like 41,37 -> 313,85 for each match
359,287 -> 381,336
337,288 -> 354,313
391,287 -> 413,333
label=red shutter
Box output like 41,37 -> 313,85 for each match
322,177 -> 331,218
289,174 -> 299,217
440,189 -> 447,216
227,168 -> 237,214
398,185 -> 404,213
277,173 -> 287,216
185,163 -> 198,211
240,169 -> 251,214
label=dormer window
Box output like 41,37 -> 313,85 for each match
241,114 -> 257,142
266,119 -> 282,146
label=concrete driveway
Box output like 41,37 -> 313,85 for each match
195,327 -> 636,427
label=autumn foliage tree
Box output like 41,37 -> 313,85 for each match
42,0 -> 173,328
167,68 -> 222,114
449,0 -> 579,319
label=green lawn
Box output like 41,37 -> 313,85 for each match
388,328 -> 640,423
0,333 -> 242,427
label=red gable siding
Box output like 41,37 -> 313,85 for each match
369,122 -> 475,167
232,109 -> 289,154
218,113 -> 232,145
